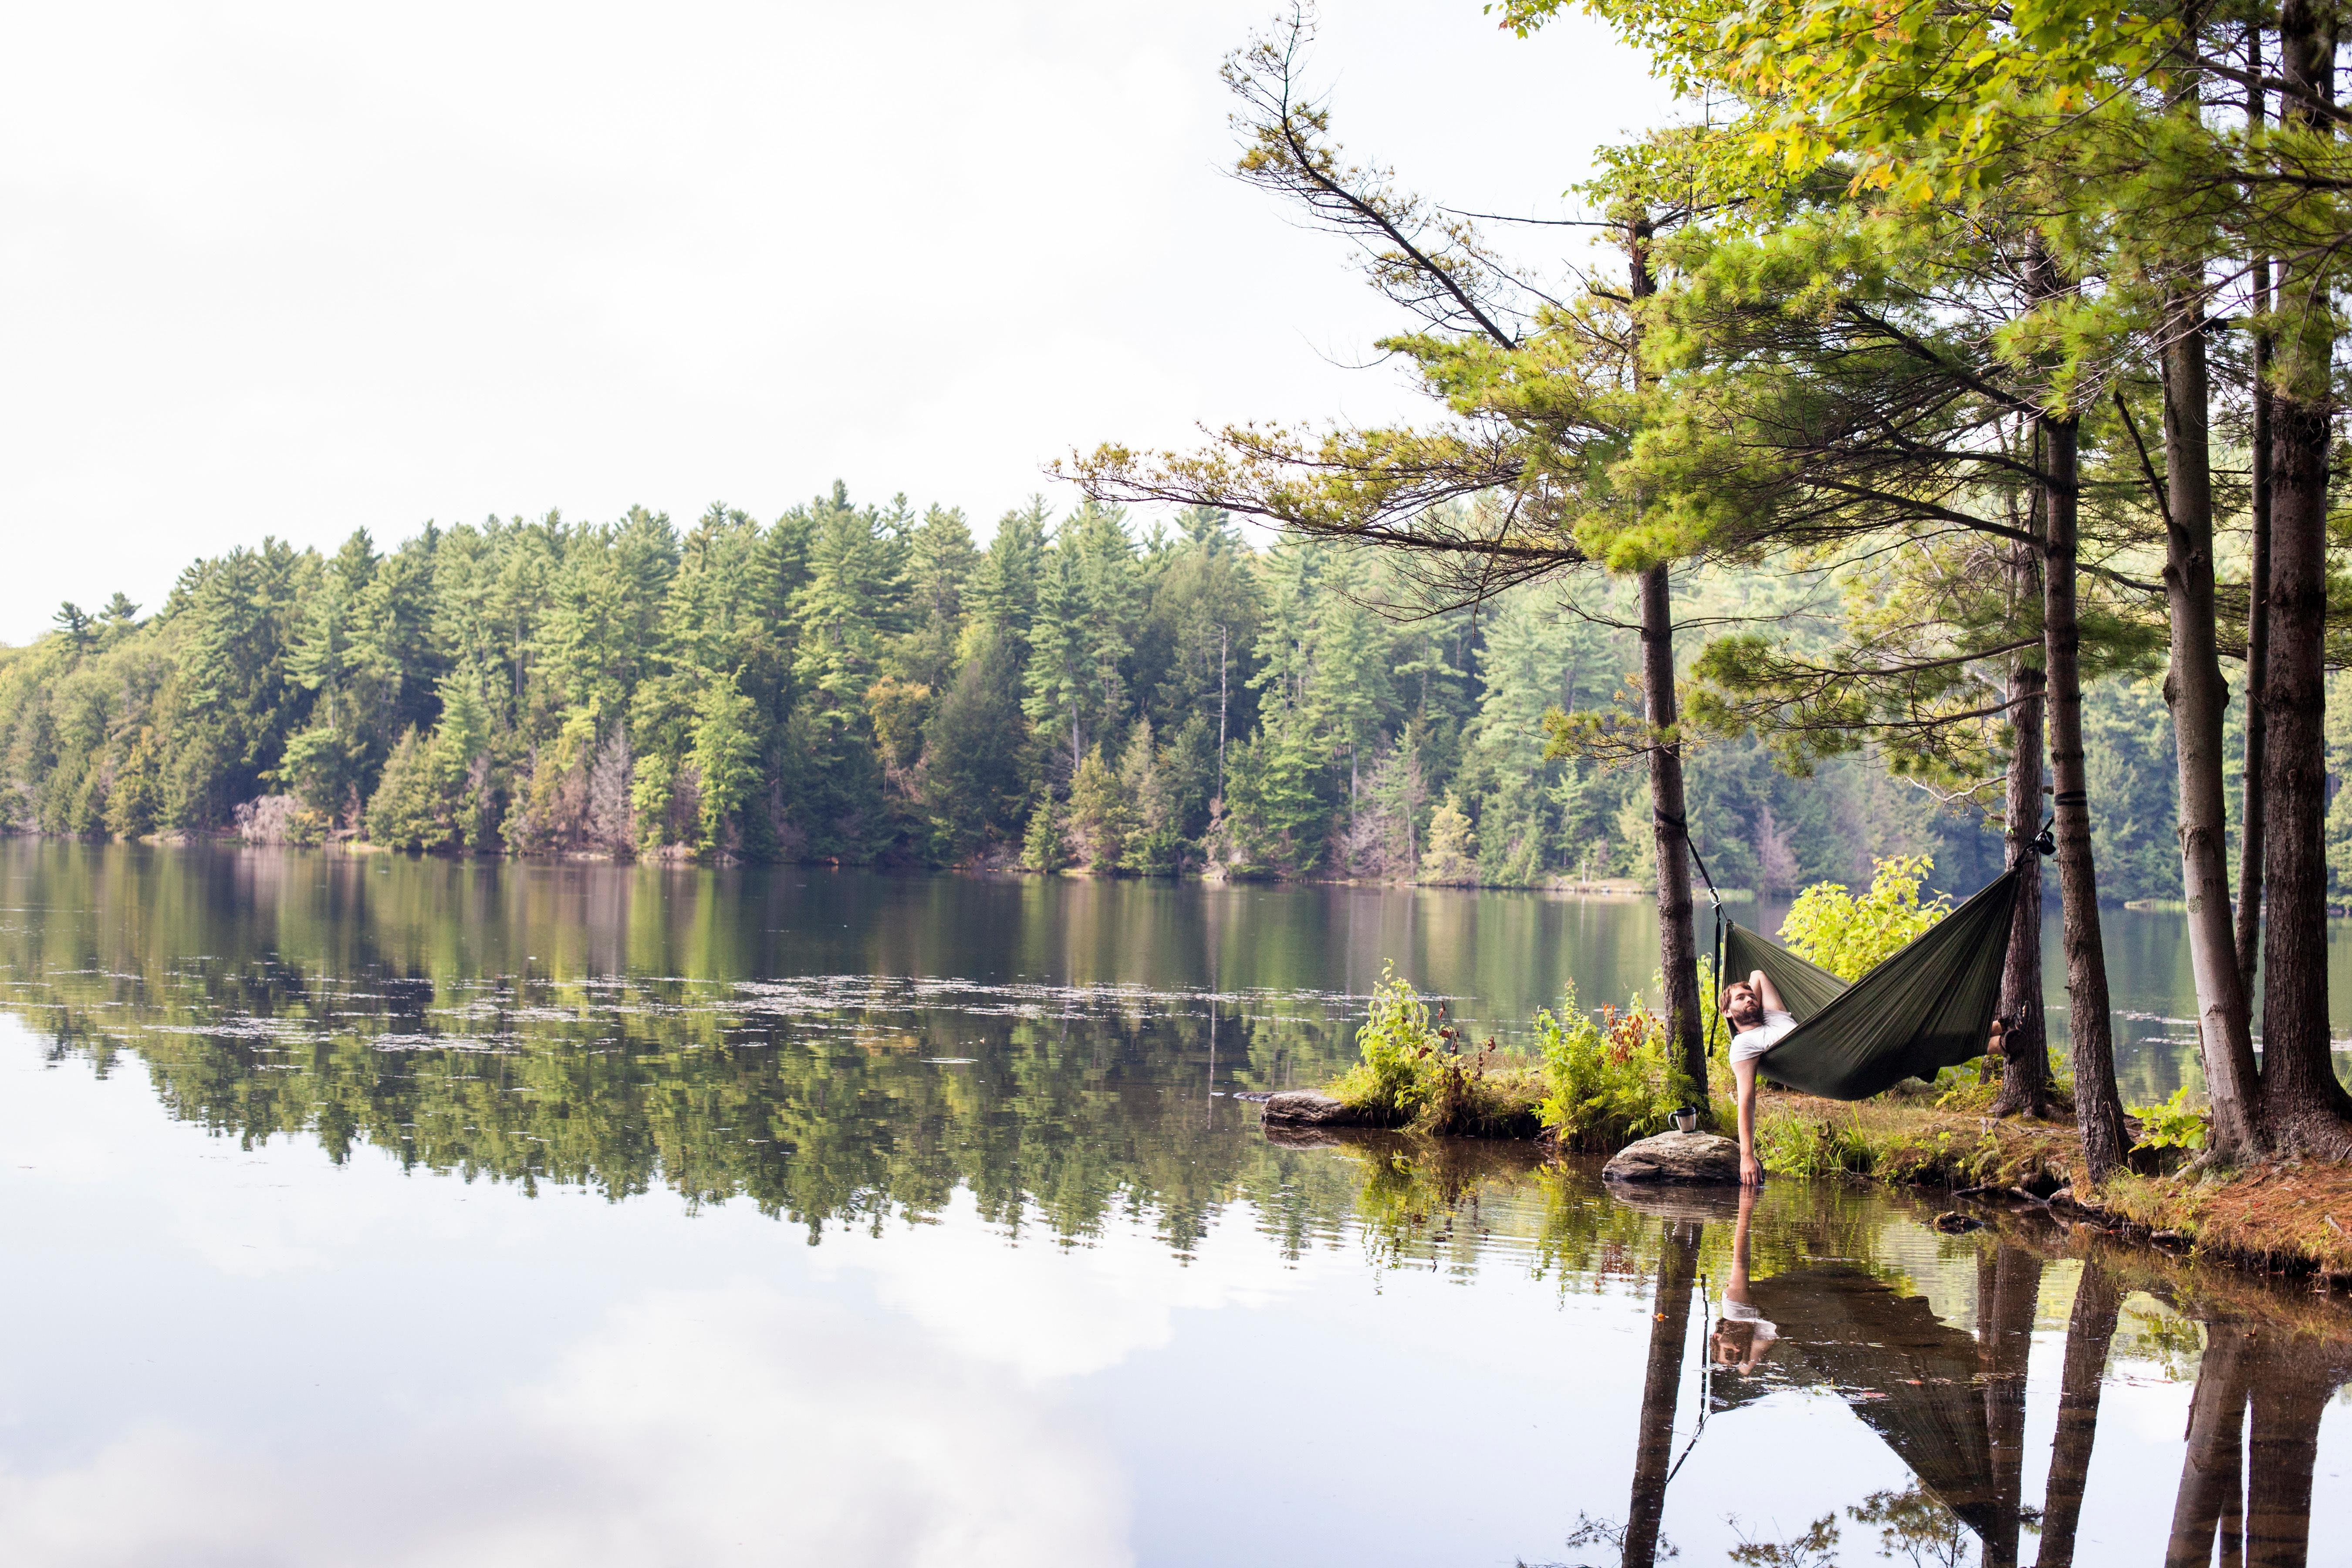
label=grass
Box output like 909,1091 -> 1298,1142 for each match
1752,1092 -> 2078,1189
1753,1088 -> 2352,1280
2095,1160 -> 2352,1276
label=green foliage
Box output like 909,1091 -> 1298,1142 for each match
1325,964 -> 1544,1135
1329,964 -> 1447,1122
1021,789 -> 1069,874
1532,985 -> 1696,1152
0,484 -> 1997,881
1847,1485 -> 1970,1568
1417,793 -> 1477,884
1068,744 -> 1131,872
1727,1514 -> 1840,1568
1755,1113 -> 1879,1178
2129,1086 -> 2209,1153
1778,854 -> 1950,981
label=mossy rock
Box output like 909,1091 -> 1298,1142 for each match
1603,1131 -> 1741,1184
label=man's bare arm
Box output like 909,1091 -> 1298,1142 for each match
1751,969 -> 1787,1015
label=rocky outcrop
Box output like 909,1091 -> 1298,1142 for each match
1258,1090 -> 1395,1129
1602,1131 -> 1742,1184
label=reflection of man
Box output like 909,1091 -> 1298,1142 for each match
1712,1182 -> 1776,1373
1720,970 -> 1793,1186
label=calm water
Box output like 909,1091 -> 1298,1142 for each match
1,841 -> 2347,1566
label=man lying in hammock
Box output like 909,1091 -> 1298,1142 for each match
1721,971 -> 2009,1185
1721,971 -> 1794,1186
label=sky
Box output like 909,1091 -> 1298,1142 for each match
0,0 -> 1676,645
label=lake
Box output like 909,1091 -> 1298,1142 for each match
0,840 -> 2346,1566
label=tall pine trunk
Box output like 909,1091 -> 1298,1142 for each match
2161,311 -> 2263,1159
2259,0 -> 2352,1150
1622,1217 -> 1697,1568
2238,28 -> 2273,997
1641,564 -> 1707,1095
2166,1322 -> 2251,1567
2035,1256 -> 2119,1568
2041,409 -> 2132,1179
1629,217 -> 1708,1098
1992,565 -> 2051,1118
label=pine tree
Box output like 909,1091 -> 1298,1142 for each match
1419,793 -> 1478,885
1068,744 -> 1132,873
1021,787 -> 1068,873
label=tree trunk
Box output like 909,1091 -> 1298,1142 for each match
1626,216 -> 1707,1100
2167,1322 -> 2251,1568
2259,0 -> 2352,1151
1974,1242 -> 2041,1568
2241,1330 -> 2352,1568
1623,1217 -> 1698,1568
2161,314 -> 2264,1159
1641,564 -> 1708,1095
2239,29 -> 2273,996
1993,551 -> 2051,1117
2041,409 -> 2132,1180
2036,1256 -> 2120,1568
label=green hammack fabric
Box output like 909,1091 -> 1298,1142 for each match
1719,867 -> 2022,1101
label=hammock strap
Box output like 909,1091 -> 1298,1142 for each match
1653,808 -> 1725,911
1657,806 -> 1727,1049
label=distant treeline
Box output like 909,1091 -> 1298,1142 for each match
0,487 -> 2301,898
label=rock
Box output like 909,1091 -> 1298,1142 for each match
1260,1090 -> 1388,1129
1933,1211 -> 1984,1233
1602,1131 -> 1742,1184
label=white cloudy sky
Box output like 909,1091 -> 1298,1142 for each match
0,0 -> 1675,644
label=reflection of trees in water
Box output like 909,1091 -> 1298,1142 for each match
8,841 -> 2352,1563
1514,1198 -> 2352,1568
2036,1253 -> 2120,1568
1626,1216 -> 1701,1565
2166,1311 -> 2352,1568
24,979 -> 1373,1248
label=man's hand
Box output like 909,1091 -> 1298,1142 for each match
1740,1156 -> 1763,1186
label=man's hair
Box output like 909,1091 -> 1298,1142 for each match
1711,1319 -> 1759,1364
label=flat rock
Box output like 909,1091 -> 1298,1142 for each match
1260,1090 -> 1386,1128
1602,1131 -> 1741,1184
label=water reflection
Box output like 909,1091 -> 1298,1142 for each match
1475,1169 -> 2352,1568
3,841 -> 2352,1565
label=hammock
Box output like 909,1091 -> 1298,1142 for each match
1741,1264 -> 2010,1544
1717,866 -> 2023,1101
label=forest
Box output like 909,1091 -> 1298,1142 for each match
0,487 -> 2290,904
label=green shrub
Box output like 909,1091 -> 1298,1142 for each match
1328,965 -> 1543,1135
1329,964 -> 1446,1121
2129,1086 -> 2209,1152
1533,984 -> 1698,1152
1780,854 -> 1950,980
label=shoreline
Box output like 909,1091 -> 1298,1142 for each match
1266,1087 -> 2352,1288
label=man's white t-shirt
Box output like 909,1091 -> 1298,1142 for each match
1731,1009 -> 1796,1064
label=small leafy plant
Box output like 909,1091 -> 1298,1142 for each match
2129,1085 -> 2209,1152
1330,963 -> 1446,1121
1755,1112 -> 1876,1176
1533,983 -> 1696,1152
1329,964 -> 1538,1134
